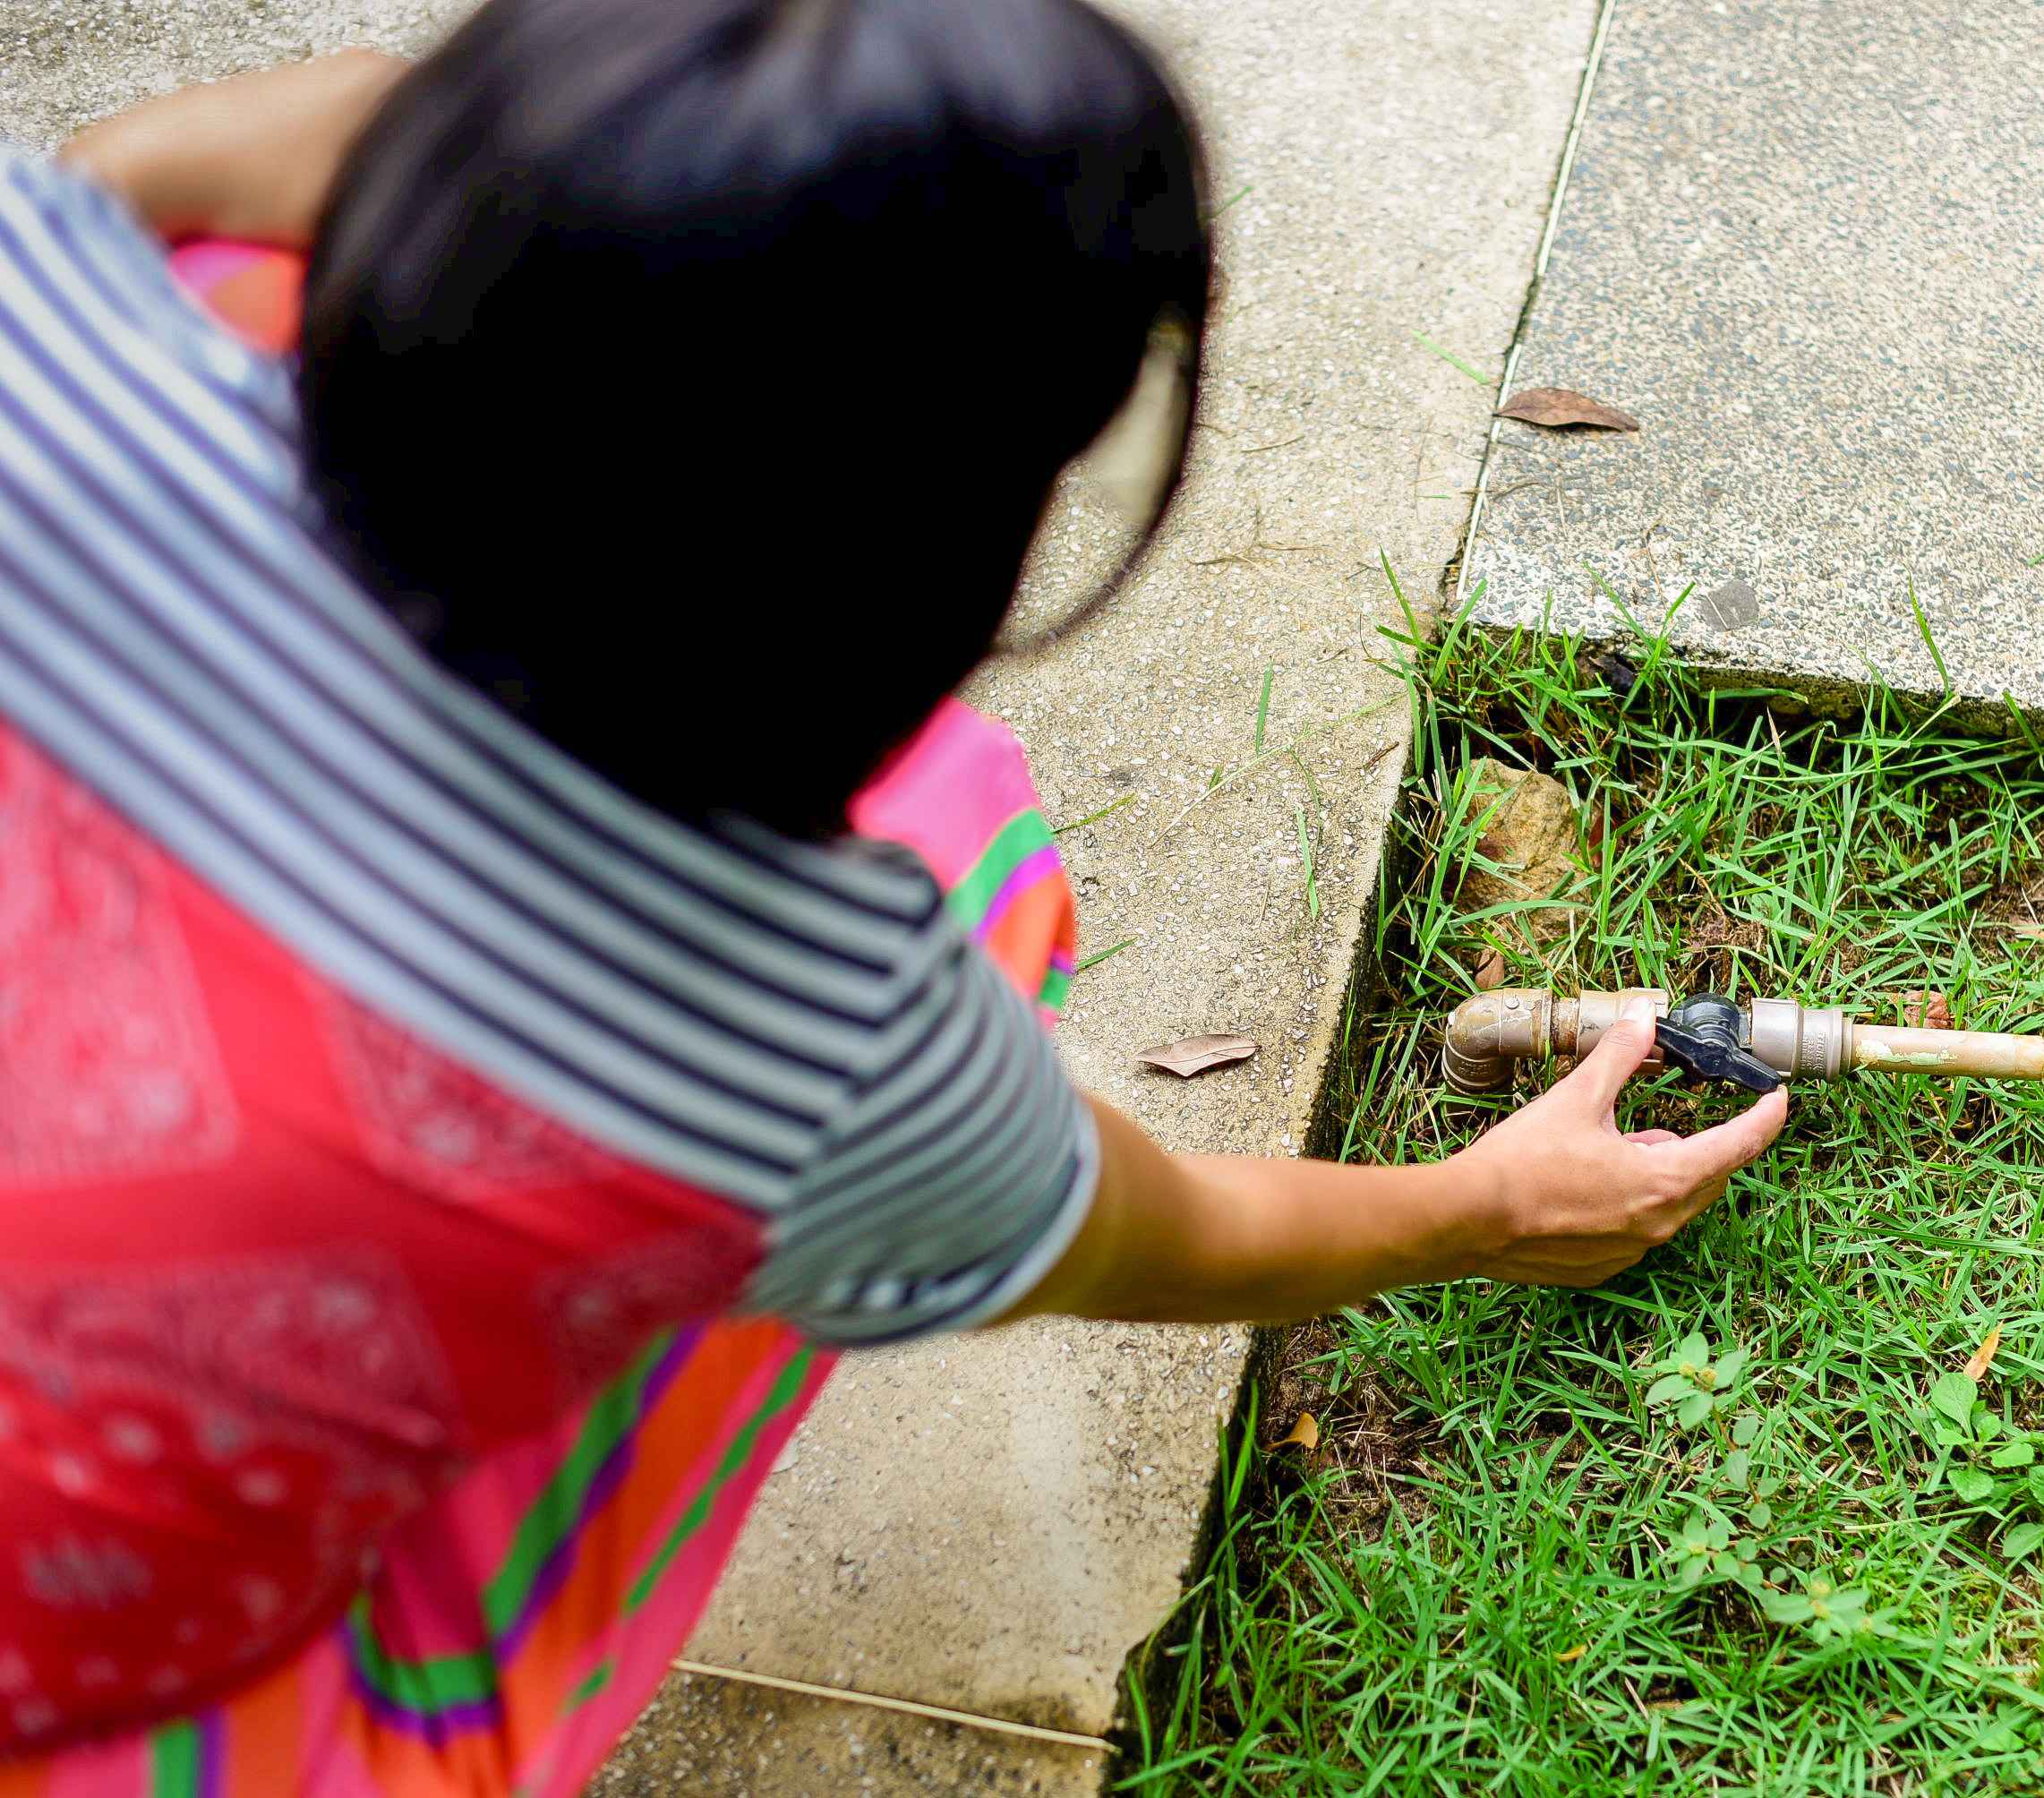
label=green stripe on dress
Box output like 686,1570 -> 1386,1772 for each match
347,1595 -> 500,1713
561,1661 -> 613,1716
481,1331 -> 675,1637
944,810 -> 1053,929
346,1339 -> 812,1715
622,1347 -> 813,1614
1036,963 -> 1072,1014
345,1331 -> 676,1716
149,1721 -> 200,1798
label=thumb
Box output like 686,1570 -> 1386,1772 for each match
1568,1003 -> 1660,1113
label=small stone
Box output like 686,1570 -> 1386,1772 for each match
1696,578 -> 1761,631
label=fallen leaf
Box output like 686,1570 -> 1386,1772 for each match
1279,1412 -> 1320,1451
1474,948 -> 1508,990
1966,1324 -> 2004,1383
1555,1644 -> 1587,1665
2007,920 -> 2044,942
1901,990 -> 1954,1031
1497,386 -> 1640,432
1136,1033 -> 1259,1078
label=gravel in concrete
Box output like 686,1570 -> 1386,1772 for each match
2,0 -> 473,149
1464,0 -> 2044,721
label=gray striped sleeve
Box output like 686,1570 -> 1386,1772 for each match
745,926 -> 1099,1343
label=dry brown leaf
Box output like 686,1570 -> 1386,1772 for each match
1279,1411 -> 1320,1451
2008,921 -> 2044,942
1136,1033 -> 1259,1078
1901,990 -> 1954,1031
1474,949 -> 1508,990
1965,1324 -> 2004,1382
1497,386 -> 1640,432
1554,1644 -> 1587,1665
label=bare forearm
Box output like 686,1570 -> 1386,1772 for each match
1003,1015 -> 1784,1328
1005,1096 -> 1502,1325
58,51 -> 406,244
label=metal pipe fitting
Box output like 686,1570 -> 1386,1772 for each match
1442,988 -> 1666,1094
1748,997 -> 1852,1081
1441,988 -> 2044,1092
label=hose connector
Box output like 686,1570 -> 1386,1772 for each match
1748,997 -> 1852,1081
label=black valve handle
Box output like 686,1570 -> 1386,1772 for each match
1655,993 -> 1783,1094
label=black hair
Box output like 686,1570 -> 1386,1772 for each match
301,0 -> 1210,836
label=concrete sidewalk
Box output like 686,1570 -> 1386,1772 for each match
2,0 -> 1600,1788
1463,0 -> 2044,722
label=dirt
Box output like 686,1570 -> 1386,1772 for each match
1261,1314 -> 1439,1541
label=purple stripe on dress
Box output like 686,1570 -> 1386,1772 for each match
492,1323 -> 706,1659
969,843 -> 1065,944
197,1711 -> 226,1798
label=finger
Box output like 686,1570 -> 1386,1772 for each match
1624,1128 -> 1681,1147
1562,1009 -> 1661,1115
1666,1086 -> 1790,1189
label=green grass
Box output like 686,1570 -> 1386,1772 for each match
1122,612 -> 2044,1795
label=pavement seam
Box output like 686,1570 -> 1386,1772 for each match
1453,0 -> 1622,613
669,1659 -> 1112,1752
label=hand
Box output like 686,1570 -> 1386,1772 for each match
1452,1006 -> 1788,1288
59,49 -> 407,246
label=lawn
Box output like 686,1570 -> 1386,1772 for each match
1123,604 -> 2044,1794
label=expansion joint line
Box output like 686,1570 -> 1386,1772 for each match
670,1659 -> 1114,1753
1451,0 -> 1621,614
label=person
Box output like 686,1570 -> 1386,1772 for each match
0,0 -> 1787,1787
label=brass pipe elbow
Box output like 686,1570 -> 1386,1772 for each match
1442,988 -> 1669,1093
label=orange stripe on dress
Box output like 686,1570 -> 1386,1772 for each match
167,244 -> 303,355
335,1697 -> 505,1798
0,1759 -> 53,1797
978,877 -> 1076,989
217,1660 -> 304,1794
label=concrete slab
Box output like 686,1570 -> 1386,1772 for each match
1463,0 -> 2044,721
673,0 -> 1602,1768
590,1672 -> 1106,1797
1,0 -> 475,150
